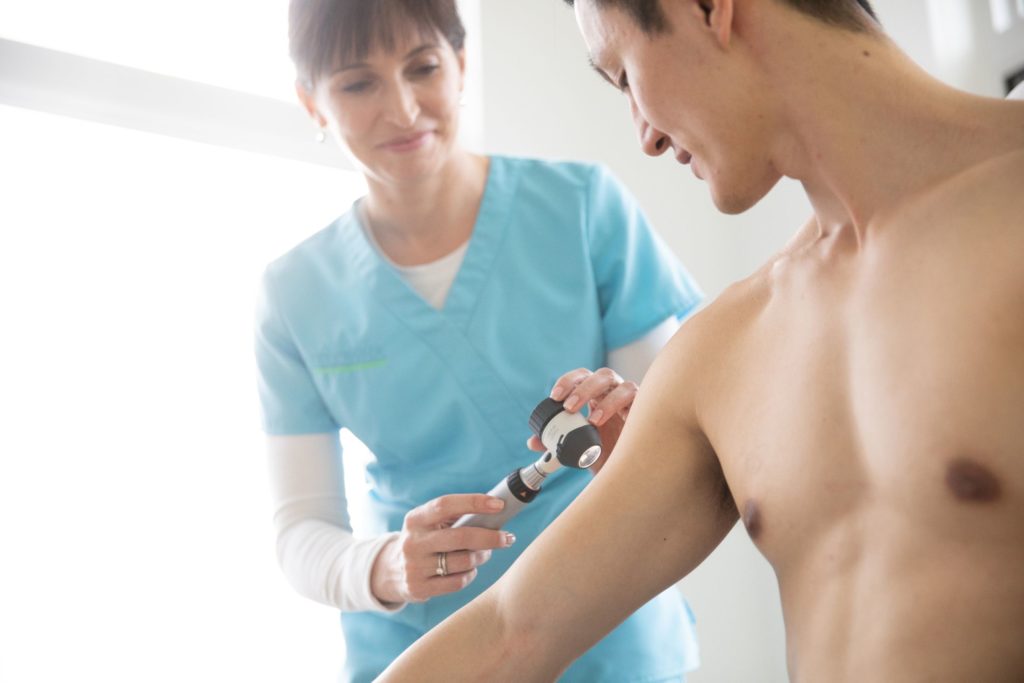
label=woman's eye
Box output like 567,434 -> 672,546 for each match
341,80 -> 372,93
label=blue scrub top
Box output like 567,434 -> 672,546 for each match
255,156 -> 703,682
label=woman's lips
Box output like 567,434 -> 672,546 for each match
380,131 -> 433,152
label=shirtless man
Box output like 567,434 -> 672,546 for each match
379,0 -> 1024,680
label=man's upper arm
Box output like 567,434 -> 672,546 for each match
493,329 -> 738,673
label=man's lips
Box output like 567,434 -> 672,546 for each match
675,148 -> 692,165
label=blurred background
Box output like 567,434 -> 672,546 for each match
1,1 -> 1021,680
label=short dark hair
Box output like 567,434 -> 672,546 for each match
289,0 -> 466,87
779,0 -> 878,30
563,0 -> 671,34
561,0 -> 878,35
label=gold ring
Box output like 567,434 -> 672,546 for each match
435,551 -> 448,577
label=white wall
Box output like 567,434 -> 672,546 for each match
472,2 -> 1024,682
874,0 -> 1024,96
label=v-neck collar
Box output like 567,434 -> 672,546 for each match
339,155 -> 519,331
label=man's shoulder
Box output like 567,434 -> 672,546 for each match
958,146 -> 1024,190
636,269 -> 770,434
659,269 -> 771,376
904,147 -> 1024,234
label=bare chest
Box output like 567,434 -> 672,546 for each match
702,243 -> 1024,566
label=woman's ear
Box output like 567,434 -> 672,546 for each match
456,48 -> 467,91
295,80 -> 327,128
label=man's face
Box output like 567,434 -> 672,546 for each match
575,0 -> 782,214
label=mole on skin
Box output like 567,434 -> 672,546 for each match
946,458 -> 1001,503
743,500 -> 762,540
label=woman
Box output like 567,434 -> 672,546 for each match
255,1 -> 703,680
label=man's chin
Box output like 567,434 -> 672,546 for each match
709,176 -> 777,216
711,189 -> 756,216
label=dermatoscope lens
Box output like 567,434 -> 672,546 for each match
578,445 -> 602,469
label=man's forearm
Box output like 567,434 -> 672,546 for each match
378,588 -> 557,681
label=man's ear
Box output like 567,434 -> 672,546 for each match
697,0 -> 734,49
295,81 -> 327,128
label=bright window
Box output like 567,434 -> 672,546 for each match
0,103 -> 368,681
990,0 -> 1016,32
0,0 -> 296,101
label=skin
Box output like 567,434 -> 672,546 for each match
297,24 -> 487,267
378,0 -> 1024,680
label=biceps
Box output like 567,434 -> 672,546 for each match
495,417 -> 736,659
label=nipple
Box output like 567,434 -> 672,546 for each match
945,458 -> 1001,503
743,500 -> 763,540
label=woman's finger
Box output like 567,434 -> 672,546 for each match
587,379 -> 639,426
421,568 -> 479,598
562,367 -> 624,413
404,493 -> 506,530
548,368 -> 593,402
424,549 -> 493,579
426,526 -> 517,554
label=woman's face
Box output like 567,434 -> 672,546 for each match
299,25 -> 465,186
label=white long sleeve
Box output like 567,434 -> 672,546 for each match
606,315 -> 683,382
267,433 -> 402,613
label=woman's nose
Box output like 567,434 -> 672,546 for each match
384,82 -> 420,127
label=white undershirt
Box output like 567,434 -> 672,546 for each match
360,202 -> 470,309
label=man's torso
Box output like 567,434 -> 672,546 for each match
693,150 -> 1024,681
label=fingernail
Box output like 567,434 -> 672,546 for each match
478,550 -> 492,562
589,410 -> 603,425
551,385 -> 566,401
564,395 -> 579,411
486,498 -> 505,511
504,532 -> 516,546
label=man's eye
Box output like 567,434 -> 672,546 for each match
412,63 -> 440,77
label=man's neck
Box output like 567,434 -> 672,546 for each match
754,20 -> 1024,243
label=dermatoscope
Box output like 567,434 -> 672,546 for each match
452,397 -> 602,530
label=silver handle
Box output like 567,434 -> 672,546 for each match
452,478 -> 530,530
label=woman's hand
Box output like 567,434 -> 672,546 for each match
527,367 -> 638,474
370,494 -> 516,605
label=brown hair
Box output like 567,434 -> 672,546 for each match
289,0 -> 466,87
562,0 -> 879,35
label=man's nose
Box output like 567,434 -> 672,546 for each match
384,81 -> 419,127
631,97 -> 669,157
